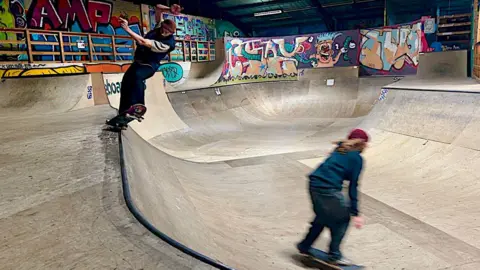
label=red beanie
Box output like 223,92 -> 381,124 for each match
348,128 -> 369,142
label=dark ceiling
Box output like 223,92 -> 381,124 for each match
162,0 -> 473,35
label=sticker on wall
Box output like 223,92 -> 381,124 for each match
87,85 -> 93,99
378,88 -> 389,101
424,18 -> 436,34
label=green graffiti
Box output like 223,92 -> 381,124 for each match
158,62 -> 183,83
343,36 -> 352,62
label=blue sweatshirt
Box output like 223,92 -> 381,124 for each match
308,144 -> 363,216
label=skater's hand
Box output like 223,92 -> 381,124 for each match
119,17 -> 129,30
352,216 -> 364,229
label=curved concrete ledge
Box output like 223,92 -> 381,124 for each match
118,74 -> 480,270
118,132 -> 235,270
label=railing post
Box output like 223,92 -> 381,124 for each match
183,40 -> 186,61
58,32 -> 65,63
111,35 -> 117,62
195,41 -> 199,62
207,41 -> 211,61
25,29 -> 33,63
189,40 -> 193,62
88,34 -> 94,62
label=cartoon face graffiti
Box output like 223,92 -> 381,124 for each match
308,32 -> 345,68
315,40 -> 334,64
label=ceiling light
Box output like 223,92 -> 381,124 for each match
254,10 -> 282,17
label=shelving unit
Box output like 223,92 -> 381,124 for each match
437,13 -> 472,49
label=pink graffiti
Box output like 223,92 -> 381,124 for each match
29,0 -> 112,32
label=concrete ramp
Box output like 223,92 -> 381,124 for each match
0,74 -> 96,116
0,73 -> 213,269
153,67 -> 394,162
385,50 -> 479,92
118,54 -> 480,270
165,39 -> 226,92
416,50 -> 468,79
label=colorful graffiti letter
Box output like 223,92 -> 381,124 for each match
359,22 -> 423,76
28,0 -> 112,32
217,30 -> 359,85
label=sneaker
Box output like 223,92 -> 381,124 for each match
296,243 -> 311,255
329,257 -> 354,266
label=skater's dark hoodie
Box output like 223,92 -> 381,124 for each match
308,137 -> 366,216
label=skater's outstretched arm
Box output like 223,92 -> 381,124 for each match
119,18 -> 171,52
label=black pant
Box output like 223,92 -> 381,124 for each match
119,62 -> 157,113
298,188 -> 351,260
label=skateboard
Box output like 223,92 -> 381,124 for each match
105,104 -> 147,131
301,248 -> 364,270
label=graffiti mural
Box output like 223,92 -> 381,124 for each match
18,0 -> 141,61
158,62 -> 183,83
0,0 -> 25,61
359,21 -> 424,76
0,0 -> 15,40
216,30 -> 359,85
0,63 -> 85,78
161,12 -> 215,41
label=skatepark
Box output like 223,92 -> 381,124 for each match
2,1 -> 480,270
2,46 -> 480,269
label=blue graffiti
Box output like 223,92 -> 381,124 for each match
158,62 -> 183,83
87,86 -> 93,99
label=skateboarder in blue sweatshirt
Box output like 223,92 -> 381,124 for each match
116,17 -> 176,113
297,128 -> 368,266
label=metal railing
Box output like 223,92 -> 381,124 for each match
0,28 -> 215,64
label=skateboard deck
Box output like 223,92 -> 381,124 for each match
303,248 -> 364,270
106,104 -> 147,131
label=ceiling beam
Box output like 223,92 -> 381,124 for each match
221,0 -> 299,12
337,13 -> 384,20
236,6 -> 317,19
252,17 -> 325,28
309,0 -> 335,31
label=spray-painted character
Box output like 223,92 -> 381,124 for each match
309,32 -> 347,68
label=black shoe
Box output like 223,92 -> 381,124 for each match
296,243 -> 311,255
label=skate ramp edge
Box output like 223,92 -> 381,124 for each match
384,50 -> 480,92
116,63 -> 480,269
0,73 -> 104,116
117,133 -> 235,270
165,39 -> 225,93
111,67 -> 403,269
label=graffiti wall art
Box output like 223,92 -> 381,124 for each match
161,12 -> 215,41
359,21 -> 425,76
11,0 -> 142,61
216,30 -> 360,85
0,61 -> 188,85
0,63 -> 85,78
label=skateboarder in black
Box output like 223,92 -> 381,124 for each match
116,17 -> 176,114
297,129 -> 368,266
